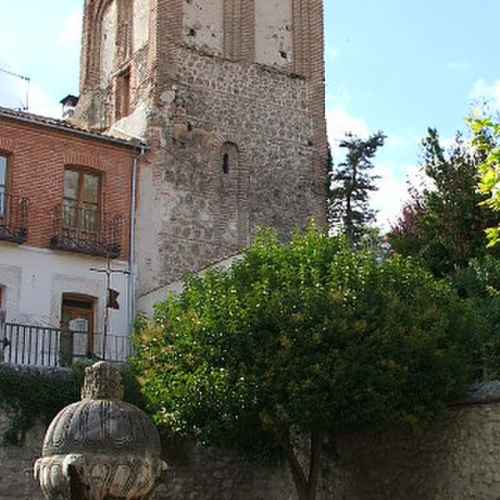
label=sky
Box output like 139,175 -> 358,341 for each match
0,0 -> 499,228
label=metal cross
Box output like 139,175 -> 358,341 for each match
90,256 -> 130,360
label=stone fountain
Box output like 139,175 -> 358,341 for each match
34,362 -> 167,499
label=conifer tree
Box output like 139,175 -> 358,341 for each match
329,131 -> 386,243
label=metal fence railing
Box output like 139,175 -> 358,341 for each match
0,192 -> 29,244
50,204 -> 123,258
0,321 -> 132,368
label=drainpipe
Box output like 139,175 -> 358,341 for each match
128,146 -> 145,338
0,309 -> 6,363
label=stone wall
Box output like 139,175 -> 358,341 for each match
330,401 -> 500,499
135,46 -> 322,296
4,380 -> 500,500
0,409 -> 45,500
75,0 -> 327,304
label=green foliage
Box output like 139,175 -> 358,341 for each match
0,365 -> 79,445
452,256 -> 500,381
470,117 -> 500,246
388,128 -> 498,276
133,225 -> 470,499
0,361 -> 146,446
329,131 -> 386,244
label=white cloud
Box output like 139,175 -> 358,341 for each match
470,79 -> 500,109
372,164 -> 414,230
372,162 -> 436,231
28,83 -> 61,117
327,106 -> 370,143
58,8 -> 83,48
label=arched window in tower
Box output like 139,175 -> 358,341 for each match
222,153 -> 230,174
218,142 -> 247,247
221,143 -> 239,176
117,0 -> 133,62
255,0 -> 293,68
133,0 -> 150,52
184,0 -> 224,55
100,0 -> 118,82
99,0 -> 134,83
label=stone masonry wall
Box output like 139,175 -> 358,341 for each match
75,0 -> 155,132
135,47 -> 322,296
5,381 -> 500,500
76,0 -> 327,303
0,409 -> 46,500
330,401 -> 500,499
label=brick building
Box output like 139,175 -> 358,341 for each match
73,0 -> 328,314
0,0 -> 327,364
0,106 -> 142,365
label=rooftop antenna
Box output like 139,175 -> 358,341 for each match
0,66 -> 31,111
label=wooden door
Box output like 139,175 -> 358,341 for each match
61,298 -> 95,363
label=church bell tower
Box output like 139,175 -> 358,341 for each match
75,0 -> 328,310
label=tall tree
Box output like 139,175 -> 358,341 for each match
133,226 -> 470,500
470,116 -> 500,247
329,131 -> 386,243
388,128 -> 498,276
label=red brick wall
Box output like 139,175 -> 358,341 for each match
0,118 -> 135,260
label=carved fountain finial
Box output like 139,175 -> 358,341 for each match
35,361 -> 167,500
81,361 -> 124,400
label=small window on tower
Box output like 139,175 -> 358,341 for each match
115,70 -> 131,121
221,143 -> 239,176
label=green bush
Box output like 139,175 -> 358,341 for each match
453,256 -> 500,381
470,117 -> 500,247
0,361 -> 146,446
133,225 -> 471,500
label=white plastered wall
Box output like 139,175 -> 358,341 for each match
133,0 -> 150,52
255,0 -> 293,68
183,0 -> 224,55
101,0 -> 118,85
0,242 -> 130,364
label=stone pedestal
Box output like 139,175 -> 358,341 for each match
34,362 -> 167,499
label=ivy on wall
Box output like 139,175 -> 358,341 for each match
0,362 -> 146,446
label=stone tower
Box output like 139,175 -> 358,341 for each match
75,0 -> 327,308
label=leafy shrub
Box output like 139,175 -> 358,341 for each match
0,361 -> 145,446
133,225 -> 471,500
453,256 -> 500,381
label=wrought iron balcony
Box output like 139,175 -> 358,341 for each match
0,193 -> 29,244
0,322 -> 132,368
50,204 -> 123,258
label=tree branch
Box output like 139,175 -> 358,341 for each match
286,435 -> 308,498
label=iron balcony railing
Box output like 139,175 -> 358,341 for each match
0,322 -> 132,368
0,192 -> 29,244
50,204 -> 123,258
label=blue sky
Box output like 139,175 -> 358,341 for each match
1,1 -> 499,226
